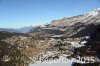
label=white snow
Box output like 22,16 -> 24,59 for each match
86,8 -> 100,17
69,42 -> 84,48
81,40 -> 87,45
85,36 -> 90,39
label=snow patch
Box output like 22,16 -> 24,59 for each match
86,8 -> 100,17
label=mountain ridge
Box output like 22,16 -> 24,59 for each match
50,8 -> 100,27
0,26 -> 34,33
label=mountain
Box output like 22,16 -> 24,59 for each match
18,26 -> 34,33
0,28 -> 19,33
86,8 -> 100,17
28,8 -> 100,38
0,26 -> 34,33
50,8 -> 100,27
41,8 -> 100,37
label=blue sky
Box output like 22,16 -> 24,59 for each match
0,0 -> 100,28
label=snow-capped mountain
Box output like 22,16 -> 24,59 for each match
50,8 -> 100,27
86,8 -> 100,17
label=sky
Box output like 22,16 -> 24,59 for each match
0,0 -> 100,28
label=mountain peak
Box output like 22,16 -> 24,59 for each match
87,8 -> 100,17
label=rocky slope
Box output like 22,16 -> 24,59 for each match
72,22 -> 100,66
